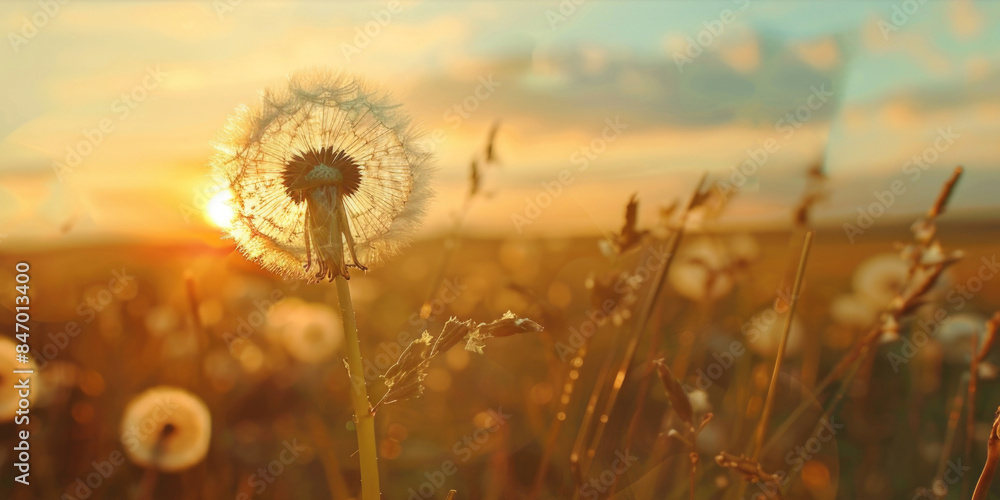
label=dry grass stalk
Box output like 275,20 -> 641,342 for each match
182,271 -> 210,381
421,122 -> 503,319
972,406 -> 1000,500
929,165 -> 962,218
830,167 -> 963,383
792,160 -> 827,391
375,313 -> 542,412
928,376 -> 968,498
305,412 -> 352,499
484,120 -> 501,163
792,160 -> 828,228
576,174 -> 708,479
752,231 -> 814,459
530,344 -> 589,499
714,452 -> 784,499
619,320 -> 664,461
568,195 -> 674,483
764,167 -> 964,452
563,195 -> 657,492
655,359 -> 693,425
611,194 -> 648,255
569,341 -> 619,483
656,358 -> 713,500
964,312 -> 1000,496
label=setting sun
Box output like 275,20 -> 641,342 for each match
205,189 -> 235,229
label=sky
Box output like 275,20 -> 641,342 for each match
1,0 -> 998,247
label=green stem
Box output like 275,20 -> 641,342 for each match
336,275 -> 381,500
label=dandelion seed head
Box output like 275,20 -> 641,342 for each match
212,68 -> 433,281
120,386 -> 211,472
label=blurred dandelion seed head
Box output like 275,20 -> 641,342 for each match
212,68 -> 433,281
267,298 -> 344,364
938,312 -> 989,362
830,293 -> 879,329
668,237 -> 735,302
120,386 -> 211,472
852,253 -> 910,309
747,308 -> 806,358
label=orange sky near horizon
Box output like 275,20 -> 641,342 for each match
1,1 -> 999,249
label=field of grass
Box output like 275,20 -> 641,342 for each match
3,205 -> 1000,499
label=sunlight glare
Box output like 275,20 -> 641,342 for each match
206,190 -> 235,229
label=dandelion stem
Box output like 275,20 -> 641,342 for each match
335,275 -> 381,500
137,467 -> 159,500
752,230 -> 813,461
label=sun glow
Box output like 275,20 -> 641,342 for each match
205,190 -> 235,229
